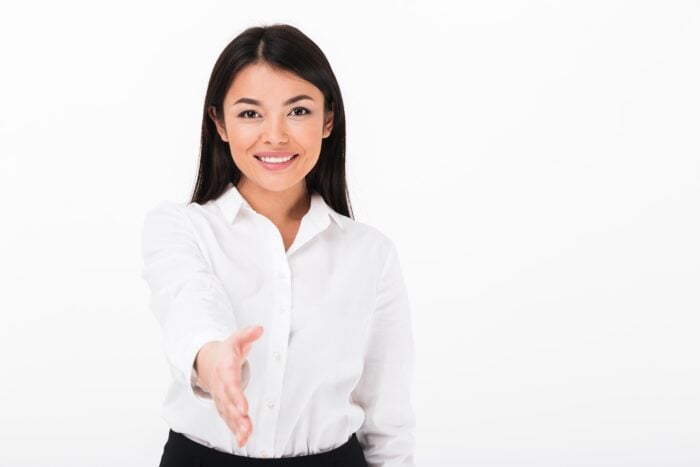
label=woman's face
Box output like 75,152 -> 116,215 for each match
209,62 -> 334,194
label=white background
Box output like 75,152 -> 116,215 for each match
1,1 -> 698,466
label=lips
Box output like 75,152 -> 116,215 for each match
254,152 -> 297,158
254,152 -> 299,171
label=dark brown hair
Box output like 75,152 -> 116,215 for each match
189,23 -> 353,219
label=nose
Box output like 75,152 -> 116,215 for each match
261,114 -> 289,145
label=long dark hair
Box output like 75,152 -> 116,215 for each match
189,23 -> 353,219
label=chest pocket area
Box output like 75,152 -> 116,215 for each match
291,292 -> 374,370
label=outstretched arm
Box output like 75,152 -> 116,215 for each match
141,201 -> 239,408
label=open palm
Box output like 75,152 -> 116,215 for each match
199,325 -> 264,447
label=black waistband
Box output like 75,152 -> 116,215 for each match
163,429 -> 367,467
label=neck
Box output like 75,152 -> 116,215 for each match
236,179 -> 311,224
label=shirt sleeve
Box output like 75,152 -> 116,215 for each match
351,239 -> 417,467
140,200 -> 247,408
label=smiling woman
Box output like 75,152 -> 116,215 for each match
208,63 -> 333,196
193,24 -> 349,230
142,22 -> 416,467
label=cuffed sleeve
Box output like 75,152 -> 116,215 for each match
351,239 -> 416,467
141,201 -> 240,408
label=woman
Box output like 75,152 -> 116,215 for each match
141,23 -> 416,467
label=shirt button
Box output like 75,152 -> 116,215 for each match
273,352 -> 281,360
267,401 -> 275,409
279,306 -> 287,313
260,450 -> 269,457
276,271 -> 288,280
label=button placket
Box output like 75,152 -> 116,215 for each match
255,265 -> 291,457
242,217 -> 295,457
276,270 -> 291,315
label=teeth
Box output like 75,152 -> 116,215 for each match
258,155 -> 295,163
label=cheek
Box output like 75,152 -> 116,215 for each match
226,125 -> 258,146
293,121 -> 325,144
227,128 -> 259,162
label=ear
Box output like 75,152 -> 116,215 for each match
322,104 -> 334,139
208,105 -> 229,142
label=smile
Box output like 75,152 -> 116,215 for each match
254,154 -> 299,170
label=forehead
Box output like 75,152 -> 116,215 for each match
225,62 -> 322,102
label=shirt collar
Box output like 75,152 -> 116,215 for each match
214,182 -> 345,231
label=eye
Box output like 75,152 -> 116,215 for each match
238,110 -> 260,119
290,107 -> 311,116
236,107 -> 311,119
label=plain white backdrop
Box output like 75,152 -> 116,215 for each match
1,1 -> 698,466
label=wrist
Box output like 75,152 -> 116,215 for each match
194,340 -> 221,390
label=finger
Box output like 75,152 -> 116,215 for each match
222,376 -> 249,416
240,341 -> 253,357
238,414 -> 253,444
216,394 -> 249,443
226,415 -> 248,446
227,326 -> 259,348
218,364 -> 249,414
225,386 -> 253,438
234,326 -> 263,358
225,404 -> 251,445
239,325 -> 264,344
239,422 -> 253,447
214,397 -> 244,441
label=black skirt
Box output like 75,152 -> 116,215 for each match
159,429 -> 369,467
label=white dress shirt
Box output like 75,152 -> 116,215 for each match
140,181 -> 416,465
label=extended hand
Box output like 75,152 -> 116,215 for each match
196,325 -> 264,447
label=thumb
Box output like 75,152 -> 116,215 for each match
242,325 -> 264,340
236,325 -> 264,355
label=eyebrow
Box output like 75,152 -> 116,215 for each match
232,94 -> 315,107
